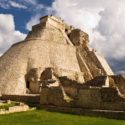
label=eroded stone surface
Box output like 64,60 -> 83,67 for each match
0,15 -> 120,96
0,15 -> 125,116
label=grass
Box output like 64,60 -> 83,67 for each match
0,110 -> 125,125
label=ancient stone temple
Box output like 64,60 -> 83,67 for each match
0,15 -> 125,115
0,15 -> 113,95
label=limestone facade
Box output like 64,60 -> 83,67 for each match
0,15 -> 125,116
0,15 -> 119,96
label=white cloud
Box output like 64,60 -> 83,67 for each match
0,0 -> 27,9
0,0 -> 10,9
0,0 -> 48,12
52,0 -> 103,33
93,5 -> 125,60
9,1 -> 27,9
0,14 -> 26,55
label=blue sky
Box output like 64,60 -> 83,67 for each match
0,0 -> 125,74
0,0 -> 54,33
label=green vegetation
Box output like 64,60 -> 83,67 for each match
0,110 -> 125,125
0,102 -> 19,110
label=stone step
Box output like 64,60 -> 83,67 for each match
40,105 -> 125,120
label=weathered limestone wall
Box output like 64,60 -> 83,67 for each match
26,23 -> 67,45
76,46 -> 113,79
40,87 -> 72,107
68,28 -> 114,78
0,39 -> 81,95
0,94 -> 40,104
26,40 -> 80,72
2,75 -> 124,114
91,51 -> 114,75
40,87 -> 125,111
0,41 -> 29,95
77,88 -> 125,110
76,50 -> 93,81
110,75 -> 125,97
77,47 -> 101,78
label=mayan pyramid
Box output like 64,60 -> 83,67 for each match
0,15 -> 114,95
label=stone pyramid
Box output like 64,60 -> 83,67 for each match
0,15 -> 114,95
